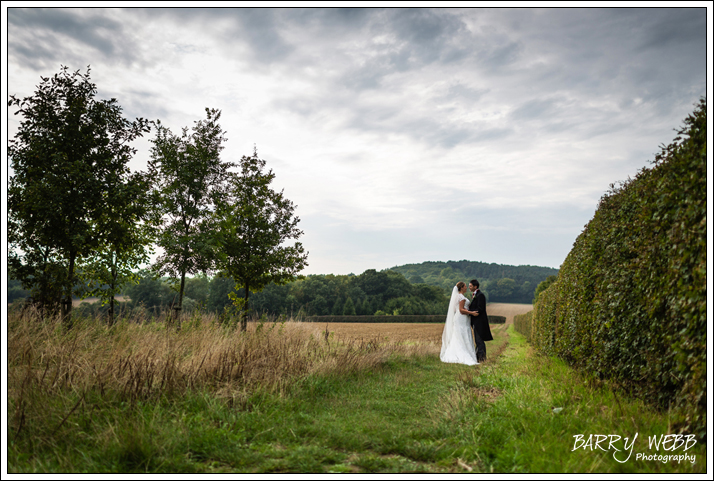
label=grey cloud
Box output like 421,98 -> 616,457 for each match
388,8 -> 467,59
342,59 -> 390,91
334,9 -> 478,91
274,98 -> 312,118
443,83 -> 489,103
344,104 -> 512,149
476,40 -> 524,70
510,98 -> 560,121
231,8 -> 294,63
9,35 -> 58,70
289,7 -> 373,29
135,8 -> 294,65
244,7 -> 703,152
510,9 -> 704,110
8,8 -> 141,68
635,8 -> 706,51
469,126 -> 513,144
113,93 -> 171,125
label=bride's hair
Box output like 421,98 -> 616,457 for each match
456,281 -> 466,291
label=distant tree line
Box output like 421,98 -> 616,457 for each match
389,260 -> 559,303
54,268 -> 450,319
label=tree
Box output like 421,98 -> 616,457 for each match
331,297 -> 344,315
214,148 -> 308,331
8,66 -> 150,322
81,171 -> 155,325
496,278 -> 516,299
8,278 -> 30,304
533,275 -> 558,304
206,274 -> 236,313
184,274 -> 211,306
148,108 -> 234,326
342,297 -> 356,315
123,271 -> 177,316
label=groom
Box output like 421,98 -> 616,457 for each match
468,279 -> 493,362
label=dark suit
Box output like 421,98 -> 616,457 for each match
469,289 -> 493,361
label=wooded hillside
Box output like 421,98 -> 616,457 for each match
389,260 -> 559,303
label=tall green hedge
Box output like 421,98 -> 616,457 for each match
515,99 -> 706,437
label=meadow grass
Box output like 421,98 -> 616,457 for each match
7,311 -> 706,473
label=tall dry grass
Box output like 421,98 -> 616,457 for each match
8,307 -> 438,443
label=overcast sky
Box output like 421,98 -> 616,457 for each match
4,7 -> 710,275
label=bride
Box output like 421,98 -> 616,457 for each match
440,281 -> 480,365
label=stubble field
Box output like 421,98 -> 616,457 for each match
311,302 -> 533,344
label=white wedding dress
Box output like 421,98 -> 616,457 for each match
440,286 -> 479,365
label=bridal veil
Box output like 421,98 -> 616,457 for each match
440,285 -> 460,360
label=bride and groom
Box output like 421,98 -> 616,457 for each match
440,280 -> 493,366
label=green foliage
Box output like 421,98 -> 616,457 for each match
213,147 -> 308,330
120,269 -> 450,318
513,311 -> 533,341
8,65 -> 150,319
331,297 -> 344,315
515,99 -> 706,437
389,260 -> 558,303
409,274 -> 424,284
487,278 -> 516,299
7,278 -> 31,304
206,275 -> 237,313
287,272 -> 449,317
532,275 -> 557,304
122,271 -> 178,315
80,170 -> 155,324
342,297 -> 356,315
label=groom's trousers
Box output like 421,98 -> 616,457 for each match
472,327 -> 486,362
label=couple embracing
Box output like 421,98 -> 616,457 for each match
440,280 -> 493,366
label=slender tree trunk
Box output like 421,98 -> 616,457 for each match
39,248 -> 51,316
63,253 -> 76,328
174,270 -> 186,330
109,250 -> 117,326
241,283 -> 250,332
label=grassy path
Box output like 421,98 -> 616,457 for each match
10,324 -> 706,473
143,325 -> 513,473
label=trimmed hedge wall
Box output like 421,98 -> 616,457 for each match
514,99 -> 706,437
305,314 -> 507,324
513,311 -> 533,340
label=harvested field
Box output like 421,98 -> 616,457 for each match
72,295 -> 130,307
310,315 -> 511,344
486,303 -> 533,325
311,322 -> 444,344
308,303 -> 532,344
